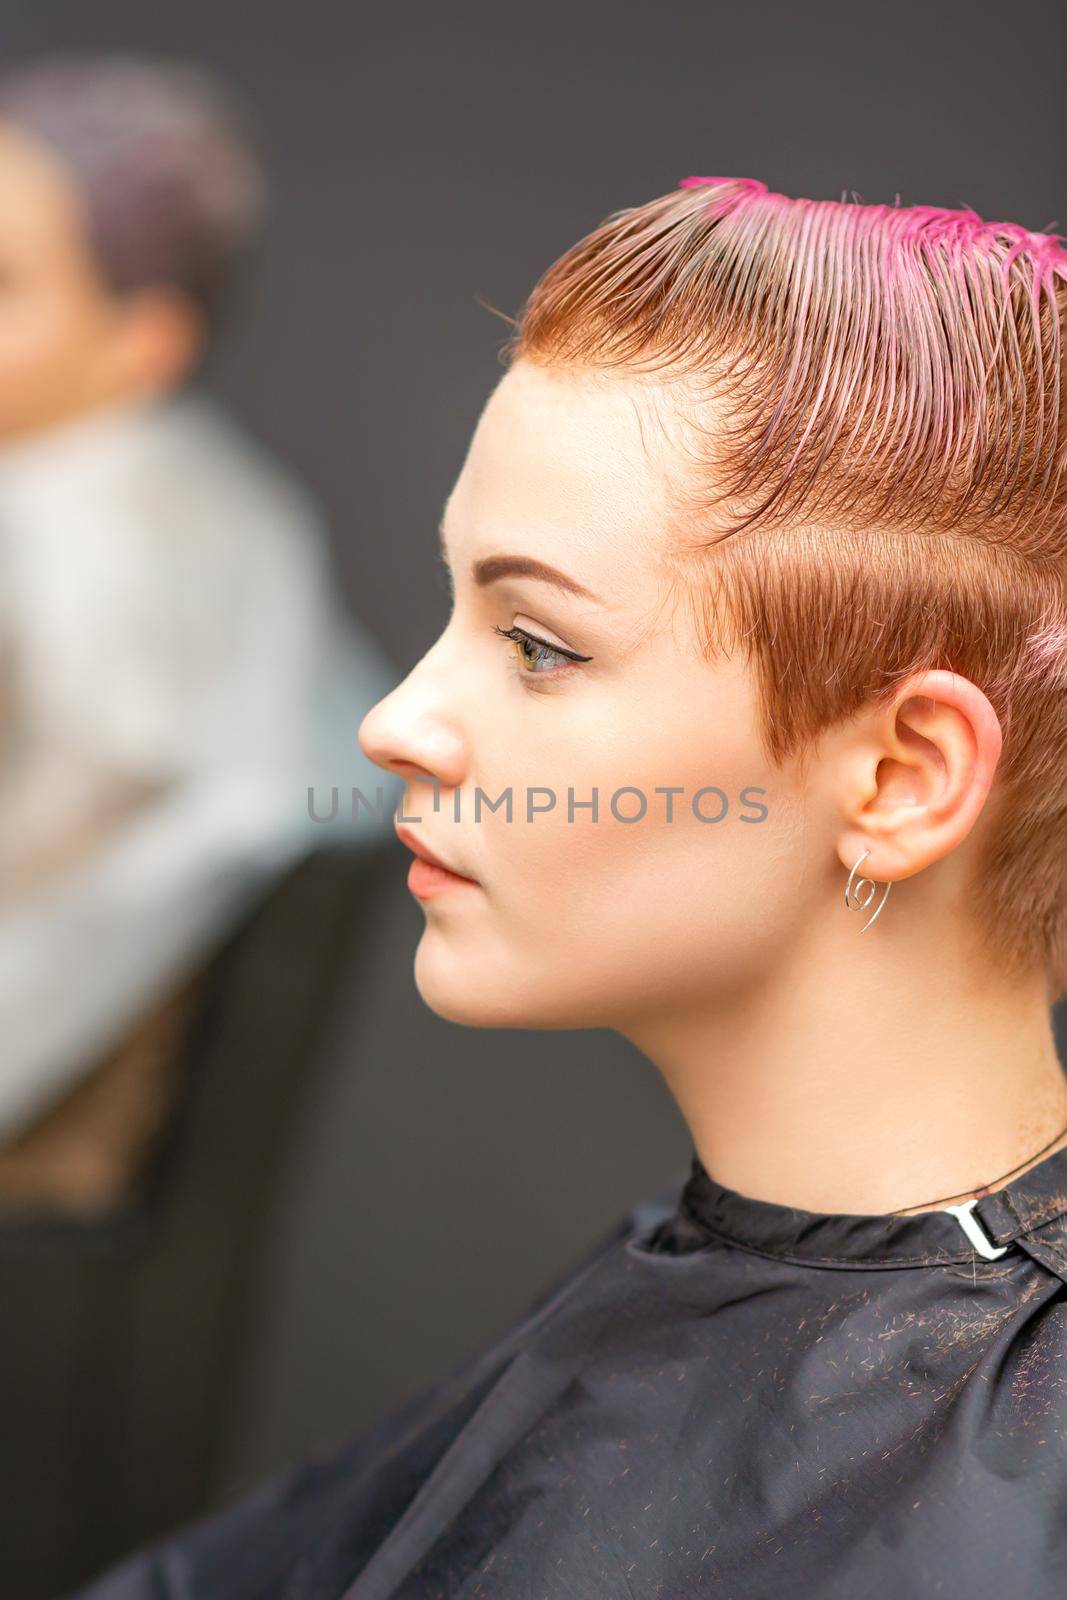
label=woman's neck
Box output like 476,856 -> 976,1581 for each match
623,939 -> 1067,1216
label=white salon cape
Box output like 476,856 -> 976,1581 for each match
0,387 -> 401,1142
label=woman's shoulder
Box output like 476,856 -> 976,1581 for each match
70,1208 -> 644,1599
67,1184 -> 1067,1599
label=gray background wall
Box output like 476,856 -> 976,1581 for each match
4,0 -> 1063,1496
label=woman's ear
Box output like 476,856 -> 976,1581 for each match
833,668 -> 1004,888
106,286 -> 207,399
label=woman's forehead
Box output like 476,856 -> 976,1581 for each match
445,361 -> 685,601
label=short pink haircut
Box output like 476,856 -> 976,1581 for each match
504,177 -> 1067,998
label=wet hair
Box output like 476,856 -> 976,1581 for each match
507,176 -> 1067,997
0,53 -> 266,326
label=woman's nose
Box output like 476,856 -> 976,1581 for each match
358,670 -> 466,793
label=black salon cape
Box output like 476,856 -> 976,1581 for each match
74,1145 -> 1067,1599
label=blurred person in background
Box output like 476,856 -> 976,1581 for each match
0,55 -> 398,1216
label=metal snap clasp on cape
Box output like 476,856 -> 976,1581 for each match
942,1198 -> 1008,1259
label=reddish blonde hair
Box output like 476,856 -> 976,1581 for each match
504,177 -> 1067,997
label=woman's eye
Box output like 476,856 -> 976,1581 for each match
493,624 -> 591,678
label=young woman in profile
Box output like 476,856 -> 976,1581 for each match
81,177 -> 1067,1598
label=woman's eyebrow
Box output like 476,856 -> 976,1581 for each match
471,553 -> 603,603
437,518 -> 604,604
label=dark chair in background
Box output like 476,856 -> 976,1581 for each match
1054,1004 -> 1067,1081
0,839 -> 392,1600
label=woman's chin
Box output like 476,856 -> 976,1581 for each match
412,940 -> 560,1029
413,960 -> 516,1026
413,967 -> 608,1032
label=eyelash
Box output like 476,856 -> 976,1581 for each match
493,623 -> 592,680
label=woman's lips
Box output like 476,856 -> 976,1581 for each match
406,856 -> 480,900
395,825 -> 479,900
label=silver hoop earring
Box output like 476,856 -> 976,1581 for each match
844,848 -> 892,932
